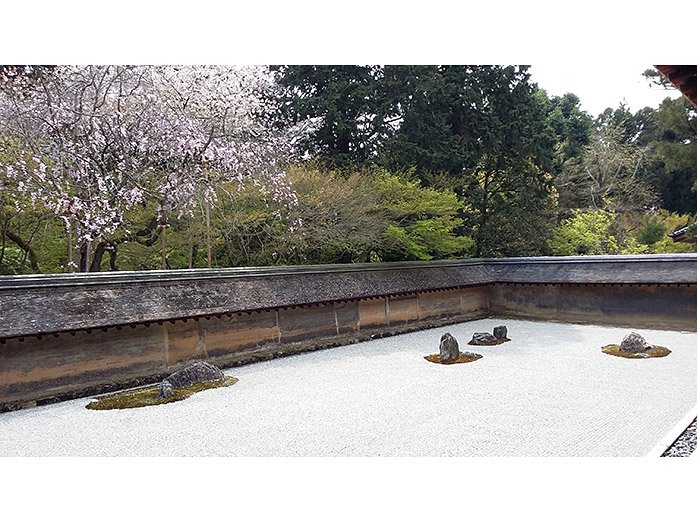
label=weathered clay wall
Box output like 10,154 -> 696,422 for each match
0,261 -> 492,339
4,254 -> 696,340
0,287 -> 489,409
489,283 -> 697,332
2,255 -> 697,411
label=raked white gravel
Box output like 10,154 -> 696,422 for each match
1,318 -> 696,457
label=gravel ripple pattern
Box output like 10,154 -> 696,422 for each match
1,319 -> 696,457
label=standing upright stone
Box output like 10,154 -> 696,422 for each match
439,333 -> 460,363
157,381 -> 173,399
493,325 -> 508,340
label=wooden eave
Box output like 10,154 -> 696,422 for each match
655,65 -> 697,107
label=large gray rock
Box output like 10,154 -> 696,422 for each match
158,361 -> 224,398
469,332 -> 498,345
620,332 -> 652,353
439,333 -> 460,363
493,325 -> 507,340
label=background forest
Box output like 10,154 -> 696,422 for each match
1,64 -> 695,274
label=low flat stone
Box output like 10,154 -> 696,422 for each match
493,325 -> 507,340
158,361 -> 225,398
619,332 -> 652,353
469,332 -> 498,345
439,333 -> 460,363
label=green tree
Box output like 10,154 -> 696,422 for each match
273,65 -> 561,258
548,209 -> 620,255
383,66 -> 558,256
640,98 -> 697,214
636,216 -> 666,246
464,158 -> 557,257
211,165 -> 389,266
381,66 -> 556,177
371,170 -> 473,261
641,210 -> 697,253
378,65 -> 470,175
543,92 -> 593,172
270,66 -> 398,169
275,165 -> 388,264
596,102 -> 654,145
0,135 -> 65,274
555,123 -> 654,213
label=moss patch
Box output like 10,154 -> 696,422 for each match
424,353 -> 483,365
467,337 -> 510,347
601,344 -> 671,359
86,376 -> 239,410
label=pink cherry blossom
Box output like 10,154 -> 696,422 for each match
0,65 -> 307,270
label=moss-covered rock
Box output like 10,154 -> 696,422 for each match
601,344 -> 671,359
424,352 -> 482,364
86,376 -> 239,410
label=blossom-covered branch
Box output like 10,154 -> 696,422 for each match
0,65 -> 306,271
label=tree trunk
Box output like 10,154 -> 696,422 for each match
161,225 -> 167,270
205,199 -> 212,268
79,243 -> 88,272
3,228 -> 40,272
85,239 -> 92,271
90,242 -> 109,272
109,246 -> 118,271
188,216 -> 195,269
67,220 -> 74,272
0,227 -> 5,269
78,239 -> 93,272
474,172 -> 492,258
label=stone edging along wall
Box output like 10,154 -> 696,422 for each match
1,254 -> 696,410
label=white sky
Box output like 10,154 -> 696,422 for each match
3,3 -> 691,121
529,64 -> 682,117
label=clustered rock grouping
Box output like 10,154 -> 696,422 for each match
96,327 -> 673,409
430,325 -> 511,365
432,327 -> 671,366
469,325 -> 509,346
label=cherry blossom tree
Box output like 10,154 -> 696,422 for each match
0,65 -> 303,272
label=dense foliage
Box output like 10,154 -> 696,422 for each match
1,65 -> 695,274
